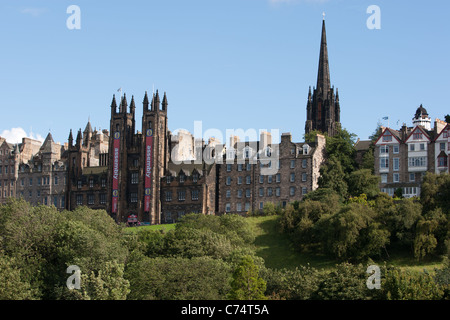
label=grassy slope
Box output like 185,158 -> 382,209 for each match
124,215 -> 444,273
246,215 -> 444,273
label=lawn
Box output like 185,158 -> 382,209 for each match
246,215 -> 336,271
246,215 -> 445,273
124,223 -> 176,234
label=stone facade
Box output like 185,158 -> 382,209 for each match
217,132 -> 326,214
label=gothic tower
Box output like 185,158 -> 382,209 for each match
305,19 -> 341,137
141,90 -> 169,224
106,91 -> 169,224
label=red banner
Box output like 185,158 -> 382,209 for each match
112,131 -> 120,213
144,128 -> 153,212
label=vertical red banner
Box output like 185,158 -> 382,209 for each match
112,131 -> 120,213
144,128 -> 153,212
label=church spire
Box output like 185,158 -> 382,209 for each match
316,19 -> 330,96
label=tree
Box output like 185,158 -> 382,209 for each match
347,169 -> 380,199
318,155 -> 348,199
445,114 -> 450,123
228,255 -> 267,300
0,253 -> 37,299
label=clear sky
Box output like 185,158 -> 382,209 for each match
0,0 -> 449,146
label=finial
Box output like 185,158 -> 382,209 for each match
322,12 -> 325,20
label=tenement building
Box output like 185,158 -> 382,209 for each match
374,105 -> 449,198
217,131 -> 326,214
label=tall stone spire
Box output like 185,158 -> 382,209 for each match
316,19 -> 330,97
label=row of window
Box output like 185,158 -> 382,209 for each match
226,186 -> 307,198
77,178 -> 107,189
164,189 -> 200,202
380,172 -> 425,184
380,142 -> 447,155
226,159 -> 308,172
225,172 -> 307,185
380,187 -> 419,197
76,193 -> 107,206
18,176 -> 65,187
380,157 -> 430,170
165,173 -> 199,184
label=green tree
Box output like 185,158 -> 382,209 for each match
347,169 -> 380,199
0,253 -> 37,299
318,155 -> 348,199
228,255 -> 267,300
445,114 -> 450,123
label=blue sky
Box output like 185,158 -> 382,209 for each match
0,0 -> 449,146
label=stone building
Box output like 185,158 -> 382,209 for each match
16,133 -> 67,208
216,131 -> 326,214
0,138 -> 19,204
374,105 -> 449,198
66,121 -> 110,211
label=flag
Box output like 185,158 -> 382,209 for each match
382,116 -> 388,120
117,87 -> 122,92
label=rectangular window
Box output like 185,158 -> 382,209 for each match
131,172 -> 138,184
380,158 -> 389,170
78,180 -> 82,189
259,175 -> 264,184
100,194 -> 106,205
166,176 -> 171,184
408,157 -> 427,167
238,176 -> 243,185
38,177 -> 41,186
267,175 -> 273,183
61,195 -> 65,208
226,190 -> 231,198
393,145 -> 399,154
410,144 -> 415,151
440,143 -> 446,151
179,175 -> 185,183
237,189 -> 242,198
130,193 -> 137,203
290,160 -> 295,168
267,187 -> 273,196
393,158 -> 399,171
302,187 -> 307,195
276,187 -> 280,197
246,163 -> 251,171
290,187 -> 295,196
413,133 -> 423,140
236,203 -> 242,212
302,172 -> 307,182
420,143 -> 425,151
29,178 -> 33,186
165,191 -> 172,202
380,145 -> 389,155
382,135 -> 392,142
76,195 -> 83,206
246,189 -> 251,198
245,202 -> 250,212
409,173 -> 415,182
88,194 -> 95,205
225,203 -> 231,212
193,174 -> 198,183
178,190 -> 186,201
89,179 -> 94,188
259,188 -> 264,197
226,164 -> 232,172
276,173 -> 281,183
191,189 -> 199,201
21,178 -> 24,186
302,159 -> 307,168
54,176 -> 58,185
226,177 -> 231,185
381,174 -> 388,183
246,176 -> 251,184
238,164 -> 243,171
54,196 -> 58,207
259,202 -> 264,210
101,178 -> 106,188
393,173 -> 400,183
290,173 -> 295,182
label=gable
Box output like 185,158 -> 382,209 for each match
375,128 -> 401,145
405,126 -> 431,143
434,124 -> 450,142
